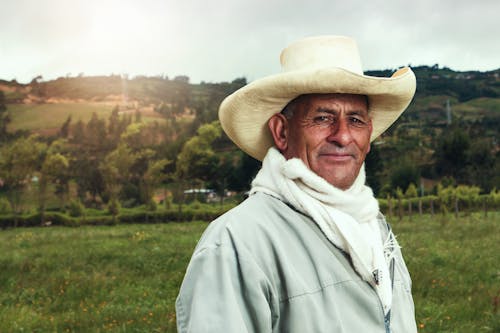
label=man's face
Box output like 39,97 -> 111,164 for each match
269,93 -> 372,190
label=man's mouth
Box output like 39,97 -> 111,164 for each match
319,153 -> 354,162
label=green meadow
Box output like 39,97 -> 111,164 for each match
7,103 -> 115,132
0,213 -> 499,332
7,103 -> 165,133
397,213 -> 499,332
0,222 -> 207,332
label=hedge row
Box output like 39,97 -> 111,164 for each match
1,193 -> 499,228
0,207 -> 230,229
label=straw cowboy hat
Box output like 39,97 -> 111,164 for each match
219,35 -> 416,161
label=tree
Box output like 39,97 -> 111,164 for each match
173,75 -> 190,83
405,183 -> 418,198
86,112 -> 107,148
141,158 -> 171,209
108,105 -> 121,142
176,121 -> 222,184
365,144 -> 383,196
107,198 -> 121,221
134,109 -> 142,123
0,136 -> 46,215
171,77 -> 191,116
390,160 -> 420,195
175,121 -> 223,206
226,151 -> 261,192
72,119 -> 85,143
231,77 -> 247,86
465,138 -> 497,192
0,91 -> 10,140
434,127 -> 470,181
99,144 -> 137,202
59,115 -> 72,138
73,158 -> 105,206
121,123 -> 151,151
30,75 -> 46,97
39,152 -> 70,218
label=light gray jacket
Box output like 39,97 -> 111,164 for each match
176,192 -> 417,332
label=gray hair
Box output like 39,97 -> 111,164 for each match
280,95 -> 303,119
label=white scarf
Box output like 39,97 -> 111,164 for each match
250,147 -> 395,315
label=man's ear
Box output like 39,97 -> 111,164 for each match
268,113 -> 288,152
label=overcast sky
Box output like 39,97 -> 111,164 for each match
1,0 -> 499,84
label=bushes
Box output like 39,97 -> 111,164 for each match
107,198 -> 121,216
0,202 -> 233,229
379,190 -> 499,218
0,212 -> 75,228
0,197 -> 12,214
1,188 -> 497,228
68,199 -> 85,217
119,204 -> 229,224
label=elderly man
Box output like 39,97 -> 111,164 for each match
176,36 -> 417,332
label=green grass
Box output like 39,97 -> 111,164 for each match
7,103 -> 115,132
410,95 -> 459,110
460,97 -> 500,113
0,213 -> 498,332
406,95 -> 499,119
0,222 -> 208,332
6,103 -> 166,133
392,212 -> 500,332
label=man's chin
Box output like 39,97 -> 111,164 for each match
322,174 -> 355,190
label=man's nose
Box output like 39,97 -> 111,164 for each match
326,118 -> 353,146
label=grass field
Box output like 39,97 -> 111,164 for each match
7,103 -> 116,132
0,222 -> 207,332
6,103 -> 166,134
395,212 -> 499,332
0,213 -> 498,332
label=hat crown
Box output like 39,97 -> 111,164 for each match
280,35 -> 364,75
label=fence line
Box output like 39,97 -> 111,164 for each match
380,194 -> 499,220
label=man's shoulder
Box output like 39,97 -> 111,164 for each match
209,192 -> 292,231
222,192 -> 290,221
194,192 -> 301,251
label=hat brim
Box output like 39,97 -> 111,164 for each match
219,67 -> 416,161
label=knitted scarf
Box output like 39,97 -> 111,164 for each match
250,147 -> 394,314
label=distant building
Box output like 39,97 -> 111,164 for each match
184,188 -> 217,203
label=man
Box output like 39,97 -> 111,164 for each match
176,35 -> 417,332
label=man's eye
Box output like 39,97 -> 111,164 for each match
313,116 -> 333,124
350,117 -> 367,126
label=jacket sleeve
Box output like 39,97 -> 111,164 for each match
176,243 -> 275,333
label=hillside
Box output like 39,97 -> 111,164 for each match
0,66 -> 498,197
1,66 -> 499,124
